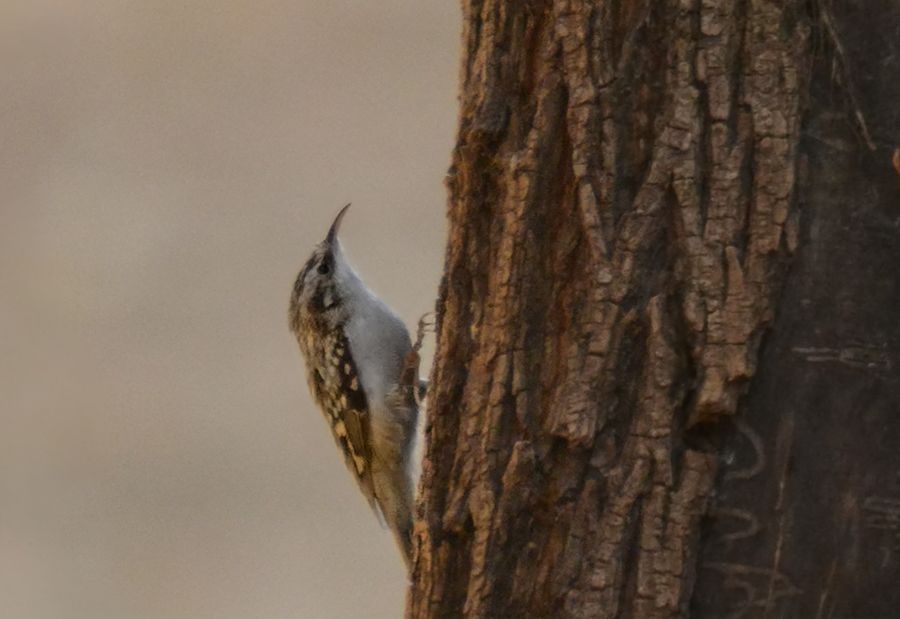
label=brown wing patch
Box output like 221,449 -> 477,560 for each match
304,324 -> 377,511
336,410 -> 368,475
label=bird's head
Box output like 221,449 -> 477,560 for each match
289,203 -> 352,328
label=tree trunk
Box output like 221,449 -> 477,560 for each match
410,1 -> 900,618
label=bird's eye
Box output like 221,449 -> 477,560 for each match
317,261 -> 330,275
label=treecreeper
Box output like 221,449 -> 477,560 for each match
288,204 -> 427,570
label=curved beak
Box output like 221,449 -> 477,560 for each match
325,203 -> 351,246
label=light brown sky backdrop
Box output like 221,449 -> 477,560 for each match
0,2 -> 458,617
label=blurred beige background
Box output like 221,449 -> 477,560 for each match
0,1 -> 457,617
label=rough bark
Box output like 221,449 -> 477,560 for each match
410,1 -> 900,618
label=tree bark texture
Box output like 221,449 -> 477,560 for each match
411,0 -> 900,618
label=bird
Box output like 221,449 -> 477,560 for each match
288,204 -> 424,568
